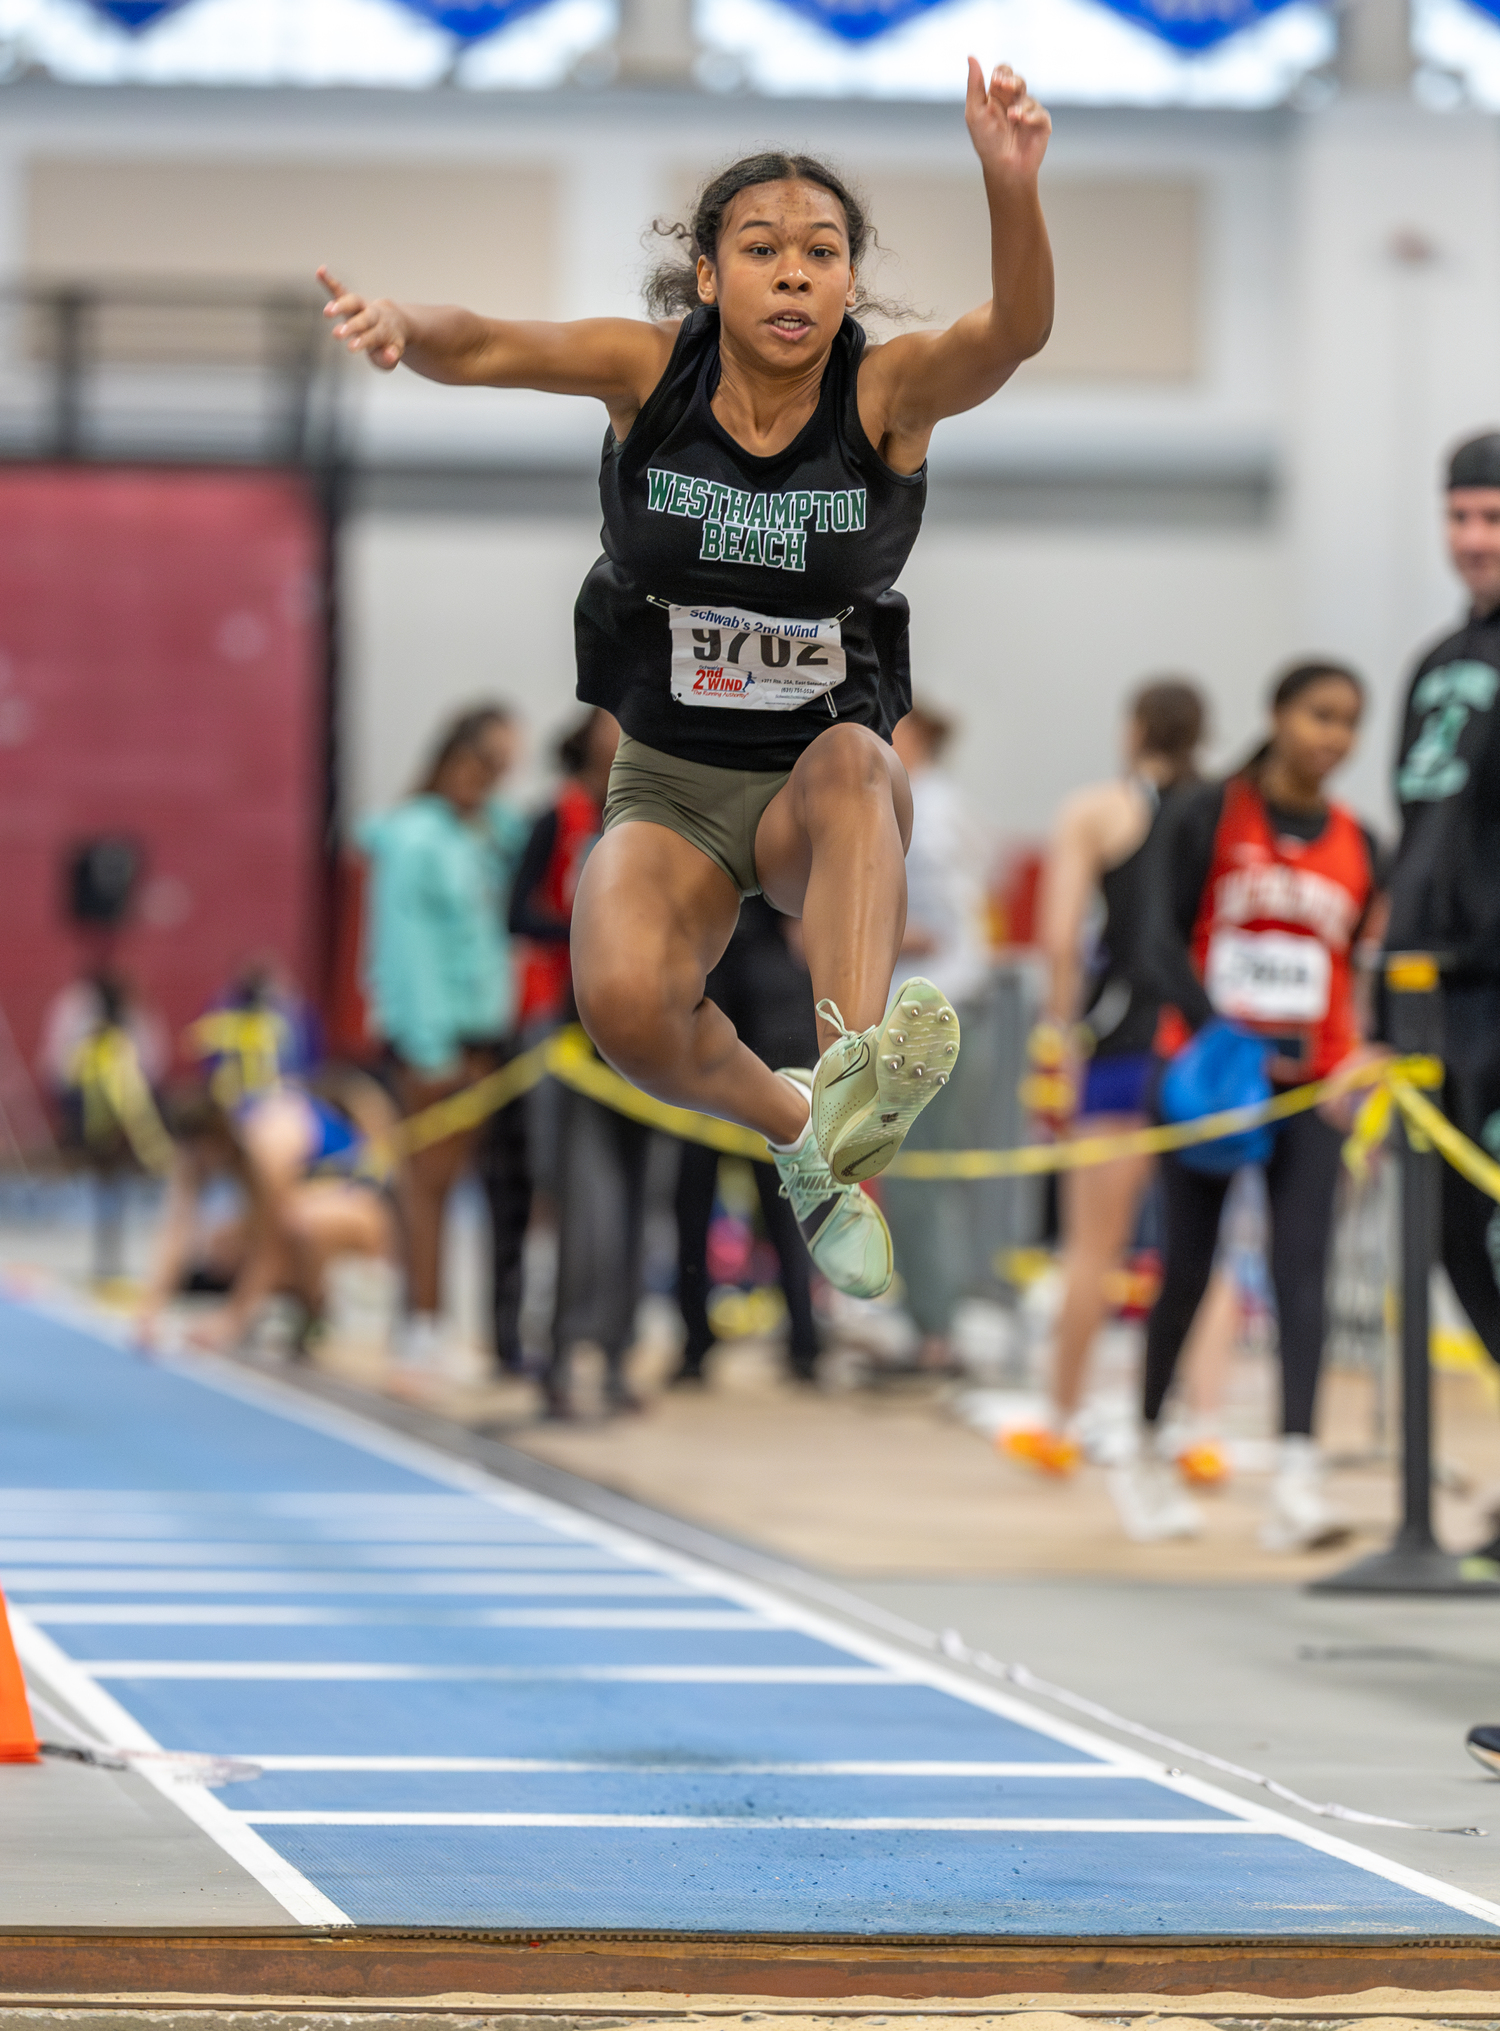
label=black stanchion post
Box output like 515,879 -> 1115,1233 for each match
1313,952 -> 1500,1594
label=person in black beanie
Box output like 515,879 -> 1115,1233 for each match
1411,436 -> 1500,1771
1387,433 -> 1500,1487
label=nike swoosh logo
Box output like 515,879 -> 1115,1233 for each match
830,1041 -> 871,1085
846,1139 -> 895,1181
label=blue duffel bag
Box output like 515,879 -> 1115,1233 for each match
1159,1017 -> 1275,1175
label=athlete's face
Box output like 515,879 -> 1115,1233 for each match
1446,488 -> 1500,615
1271,676 -> 1362,791
697,181 -> 857,369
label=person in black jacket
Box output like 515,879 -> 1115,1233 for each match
1386,433 -> 1500,1444
1399,435 -> 1500,1777
673,898 -> 821,1385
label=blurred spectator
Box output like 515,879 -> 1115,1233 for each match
474,707 -> 534,1375
1385,434 -> 1500,1418
511,712 -> 620,1049
137,1074 -> 397,1354
38,965 -> 170,1280
673,898 -> 821,1386
38,967 -> 169,1150
881,702 -> 990,1369
1006,679 -> 1215,1478
358,704 -> 515,1380
1130,660 -> 1382,1550
507,708 -> 634,1417
185,956 -> 321,1108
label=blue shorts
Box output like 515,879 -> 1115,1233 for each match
1080,1051 -> 1154,1118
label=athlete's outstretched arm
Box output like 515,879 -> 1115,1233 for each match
317,267 -> 676,434
860,60 -> 1052,464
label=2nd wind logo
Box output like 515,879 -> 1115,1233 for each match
692,666 -> 755,695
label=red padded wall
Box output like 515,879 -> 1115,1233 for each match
0,466 -> 326,1068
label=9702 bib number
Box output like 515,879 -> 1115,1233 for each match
666,600 -> 847,713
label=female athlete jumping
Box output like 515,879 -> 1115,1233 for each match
321,63 -> 1053,1298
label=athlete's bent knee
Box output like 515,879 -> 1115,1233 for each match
573,965 -> 674,1083
799,722 -> 890,797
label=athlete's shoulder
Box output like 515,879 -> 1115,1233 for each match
610,311 -> 710,449
1053,777 -> 1135,844
1053,778 -> 1118,824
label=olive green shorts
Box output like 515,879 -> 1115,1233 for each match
602,734 -> 791,898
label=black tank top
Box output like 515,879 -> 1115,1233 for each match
1083,778 -> 1177,1059
574,307 -> 927,772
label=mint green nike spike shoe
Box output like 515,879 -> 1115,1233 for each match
772,1069 -> 893,1300
810,978 -> 960,1185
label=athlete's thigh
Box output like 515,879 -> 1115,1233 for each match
571,820 -> 741,1016
753,723 -> 913,917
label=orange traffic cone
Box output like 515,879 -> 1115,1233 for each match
0,1587 -> 40,1763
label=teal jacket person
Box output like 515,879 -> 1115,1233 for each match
358,791 -> 525,1076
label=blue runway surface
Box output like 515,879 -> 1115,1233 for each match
3,1297 -> 1497,1937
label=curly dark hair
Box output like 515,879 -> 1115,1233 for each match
643,151 -> 905,322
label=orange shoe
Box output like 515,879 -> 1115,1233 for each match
1001,1426 -> 1083,1478
1176,1441 -> 1230,1488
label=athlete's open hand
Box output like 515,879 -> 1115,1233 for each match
965,59 -> 1050,183
318,266 -> 409,371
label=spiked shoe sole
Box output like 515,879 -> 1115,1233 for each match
818,978 -> 960,1185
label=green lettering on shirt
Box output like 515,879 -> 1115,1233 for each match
1400,660 -> 1500,803
643,468 -> 850,574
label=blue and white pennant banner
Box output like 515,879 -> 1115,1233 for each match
83,0 -> 543,34
80,0 -> 1314,54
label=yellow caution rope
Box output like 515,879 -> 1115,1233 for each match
384,1031 -> 1457,1185
79,1014 -> 1500,1212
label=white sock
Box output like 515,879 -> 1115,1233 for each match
767,1075 -> 813,1154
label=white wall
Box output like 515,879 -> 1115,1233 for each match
898,523 -> 1295,839
341,513 -> 601,817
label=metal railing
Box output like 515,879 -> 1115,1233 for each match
0,280 -> 342,469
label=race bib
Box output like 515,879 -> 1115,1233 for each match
667,600 -> 847,712
1206,929 -> 1331,1025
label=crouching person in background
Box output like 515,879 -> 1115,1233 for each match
135,1076 -> 397,1356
